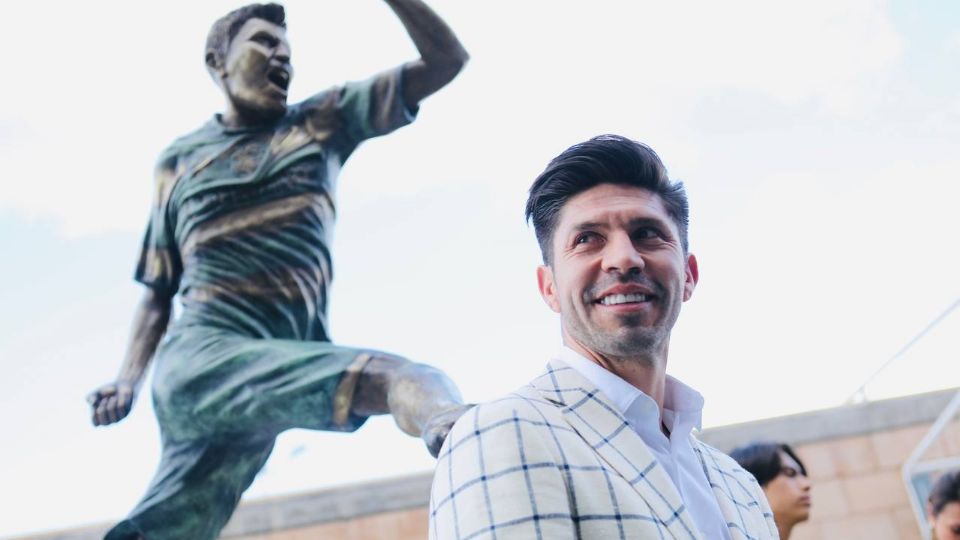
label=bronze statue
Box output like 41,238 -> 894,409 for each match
86,2 -> 470,538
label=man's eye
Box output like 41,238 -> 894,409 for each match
574,233 -> 597,245
634,228 -> 660,240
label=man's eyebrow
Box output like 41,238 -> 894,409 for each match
569,217 -> 670,232
627,217 -> 671,229
570,221 -> 605,233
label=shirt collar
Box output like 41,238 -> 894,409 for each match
558,346 -> 705,434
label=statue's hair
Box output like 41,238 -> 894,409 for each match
205,3 -> 286,68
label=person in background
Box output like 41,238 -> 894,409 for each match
929,470 -> 960,540
730,441 -> 812,539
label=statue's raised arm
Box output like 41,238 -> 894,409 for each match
384,0 -> 470,108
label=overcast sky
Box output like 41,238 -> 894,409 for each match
1,0 -> 958,536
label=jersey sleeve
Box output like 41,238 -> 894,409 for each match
134,155 -> 182,295
334,65 -> 419,148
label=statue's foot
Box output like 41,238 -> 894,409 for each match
422,403 -> 474,457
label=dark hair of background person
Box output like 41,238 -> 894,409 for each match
729,441 -> 808,486
206,3 -> 286,67
524,134 -> 690,265
930,470 -> 960,516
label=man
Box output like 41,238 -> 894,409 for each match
430,135 -> 778,539
86,2 -> 469,539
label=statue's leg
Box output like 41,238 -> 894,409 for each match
169,334 -> 469,454
350,355 -> 471,456
164,336 -> 374,435
105,435 -> 275,540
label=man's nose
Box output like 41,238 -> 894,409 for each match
601,233 -> 644,273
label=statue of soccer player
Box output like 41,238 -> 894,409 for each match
85,2 -> 470,538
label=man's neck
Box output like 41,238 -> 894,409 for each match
563,337 -> 668,411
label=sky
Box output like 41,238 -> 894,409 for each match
1,0 -> 959,536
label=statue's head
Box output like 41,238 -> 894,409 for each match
205,3 -> 292,124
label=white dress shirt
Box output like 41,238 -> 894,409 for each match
559,347 -> 732,540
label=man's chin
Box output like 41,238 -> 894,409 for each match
576,328 -> 664,360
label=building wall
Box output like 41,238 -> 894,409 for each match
700,388 -> 960,540
13,388 -> 959,540
229,507 -> 428,540
789,419 -> 960,539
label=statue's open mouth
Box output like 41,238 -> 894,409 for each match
267,67 -> 290,92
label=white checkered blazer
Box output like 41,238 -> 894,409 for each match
429,360 -> 778,539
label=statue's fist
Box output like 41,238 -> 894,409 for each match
421,403 -> 473,458
87,380 -> 138,426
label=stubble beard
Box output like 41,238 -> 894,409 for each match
566,273 -> 674,363
563,310 -> 667,366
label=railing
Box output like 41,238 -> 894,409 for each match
902,389 -> 960,540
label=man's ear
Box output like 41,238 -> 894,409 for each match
536,265 -> 561,313
683,252 -> 699,302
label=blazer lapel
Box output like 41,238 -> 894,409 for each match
530,360 -> 702,540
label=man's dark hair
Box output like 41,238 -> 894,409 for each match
929,470 -> 960,516
206,3 -> 286,68
524,134 -> 689,265
729,441 -> 808,487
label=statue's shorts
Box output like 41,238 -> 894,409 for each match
105,329 -> 371,540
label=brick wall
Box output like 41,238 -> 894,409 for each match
229,508 -> 428,540
700,388 -> 960,540
14,388 -> 959,540
789,421 -> 960,539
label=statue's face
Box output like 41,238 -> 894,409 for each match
219,17 -> 293,121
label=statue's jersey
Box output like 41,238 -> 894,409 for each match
130,67 -> 416,444
137,67 -> 416,341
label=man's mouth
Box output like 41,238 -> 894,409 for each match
597,293 -> 652,306
267,67 -> 290,92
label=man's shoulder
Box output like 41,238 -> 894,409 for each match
694,439 -> 754,476
691,438 -> 778,536
465,385 -> 562,425
692,437 -> 768,497
443,384 -> 568,448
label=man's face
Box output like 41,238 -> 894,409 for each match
537,184 -> 698,361
217,18 -> 293,120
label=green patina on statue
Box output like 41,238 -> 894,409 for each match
86,3 -> 470,538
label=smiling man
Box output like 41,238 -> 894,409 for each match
429,135 -> 778,539
86,2 -> 469,539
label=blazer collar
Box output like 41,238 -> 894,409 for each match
530,359 -> 703,539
